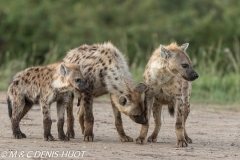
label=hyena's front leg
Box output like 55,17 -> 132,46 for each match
135,97 -> 153,144
80,93 -> 94,141
41,102 -> 54,141
56,99 -> 69,141
78,103 -> 85,135
183,104 -> 192,143
175,98 -> 187,147
110,94 -> 133,142
147,100 -> 162,142
182,81 -> 192,144
65,92 -> 75,138
76,94 -> 85,135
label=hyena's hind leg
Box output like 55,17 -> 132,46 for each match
19,99 -> 33,120
8,95 -> 28,139
65,92 -> 75,138
110,94 -> 133,142
147,98 -> 162,142
18,98 -> 33,138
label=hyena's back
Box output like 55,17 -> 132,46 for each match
7,64 -> 55,105
63,42 -> 136,96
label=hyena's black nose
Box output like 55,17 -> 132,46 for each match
133,114 -> 148,124
83,83 -> 88,90
193,73 -> 199,79
79,81 -> 89,92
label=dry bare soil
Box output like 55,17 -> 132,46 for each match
0,92 -> 239,160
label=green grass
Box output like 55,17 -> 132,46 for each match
191,73 -> 240,105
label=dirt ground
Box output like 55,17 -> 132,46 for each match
0,93 -> 240,160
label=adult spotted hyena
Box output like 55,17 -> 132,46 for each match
135,42 -> 199,147
7,62 -> 88,141
63,42 -> 148,142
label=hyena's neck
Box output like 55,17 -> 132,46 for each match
123,79 -> 136,95
114,48 -> 137,95
146,60 -> 173,85
103,58 -> 136,96
51,74 -> 68,92
109,71 -> 136,96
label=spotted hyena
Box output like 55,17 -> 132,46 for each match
7,62 -> 88,141
135,42 -> 199,147
63,42 -> 148,142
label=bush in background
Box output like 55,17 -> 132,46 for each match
1,0 -> 240,104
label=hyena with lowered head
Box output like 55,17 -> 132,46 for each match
63,42 -> 148,142
135,42 -> 199,147
7,62 -> 88,141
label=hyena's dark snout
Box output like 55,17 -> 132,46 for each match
131,114 -> 148,124
193,72 -> 199,79
189,71 -> 199,81
78,81 -> 89,92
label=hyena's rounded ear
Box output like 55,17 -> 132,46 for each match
180,43 -> 189,52
59,63 -> 70,77
160,45 -> 173,60
136,82 -> 148,94
118,95 -> 127,106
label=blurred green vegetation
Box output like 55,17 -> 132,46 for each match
0,0 -> 240,104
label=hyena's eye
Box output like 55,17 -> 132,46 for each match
75,78 -> 81,83
133,115 -> 140,118
181,64 -> 189,68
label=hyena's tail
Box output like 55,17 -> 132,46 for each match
168,104 -> 175,117
7,96 -> 12,118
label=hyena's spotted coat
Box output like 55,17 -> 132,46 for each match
63,42 -> 148,142
136,43 -> 199,147
7,62 -> 88,141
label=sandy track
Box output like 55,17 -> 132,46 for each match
0,93 -> 239,160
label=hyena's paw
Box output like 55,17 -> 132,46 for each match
147,135 -> 158,142
135,137 -> 146,144
66,129 -> 75,138
44,134 -> 55,141
84,134 -> 94,142
119,135 -> 133,142
59,134 -> 70,141
176,139 -> 188,147
13,132 -> 26,139
20,132 -> 27,138
185,136 -> 192,144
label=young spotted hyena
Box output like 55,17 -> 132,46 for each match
63,42 -> 148,142
135,42 -> 199,147
7,62 -> 88,141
